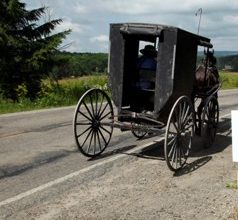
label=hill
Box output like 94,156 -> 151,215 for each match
214,51 -> 238,57
198,51 -> 238,57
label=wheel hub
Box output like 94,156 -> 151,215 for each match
92,115 -> 100,129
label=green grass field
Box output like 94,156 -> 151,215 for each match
0,71 -> 238,114
0,75 -> 108,114
219,71 -> 238,89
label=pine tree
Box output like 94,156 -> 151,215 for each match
0,0 -> 71,100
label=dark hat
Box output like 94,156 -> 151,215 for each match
140,45 -> 157,57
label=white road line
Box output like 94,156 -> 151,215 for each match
0,113 -> 233,207
220,113 -> 231,119
0,137 -> 164,207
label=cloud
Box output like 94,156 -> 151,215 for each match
89,35 -> 109,51
22,0 -> 238,52
74,4 -> 88,14
88,0 -> 238,15
90,35 -> 108,43
55,19 -> 83,34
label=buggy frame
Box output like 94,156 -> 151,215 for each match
73,23 -> 220,171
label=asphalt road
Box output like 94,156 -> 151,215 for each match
0,89 -> 238,219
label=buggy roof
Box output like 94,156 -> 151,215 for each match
112,23 -> 213,48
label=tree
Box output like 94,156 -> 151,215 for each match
0,0 -> 71,100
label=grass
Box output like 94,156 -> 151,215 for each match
0,74 -> 108,114
225,181 -> 238,189
220,71 -> 238,89
1,71 -> 238,114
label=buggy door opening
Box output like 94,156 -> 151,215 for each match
122,36 -> 160,112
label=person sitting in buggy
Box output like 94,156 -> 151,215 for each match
136,45 -> 157,90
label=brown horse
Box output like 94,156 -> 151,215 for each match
193,50 -> 219,135
194,50 -> 219,92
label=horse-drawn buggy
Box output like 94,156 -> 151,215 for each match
73,23 -> 221,171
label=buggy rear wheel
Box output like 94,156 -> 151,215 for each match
164,96 -> 195,171
73,88 -> 114,157
201,96 -> 219,148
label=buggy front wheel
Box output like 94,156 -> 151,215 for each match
201,96 -> 219,148
164,96 -> 195,171
73,88 -> 114,157
131,122 -> 148,139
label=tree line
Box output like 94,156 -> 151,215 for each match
57,53 -> 238,79
52,52 -> 108,79
217,55 -> 238,71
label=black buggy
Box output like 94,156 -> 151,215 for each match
73,23 -> 221,171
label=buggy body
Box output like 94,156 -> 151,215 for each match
109,23 -> 212,121
73,22 -> 220,172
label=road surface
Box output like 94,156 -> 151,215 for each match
0,89 -> 238,219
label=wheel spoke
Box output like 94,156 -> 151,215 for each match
76,122 -> 91,125
99,103 -> 109,119
177,103 -> 181,126
168,137 -> 177,158
181,105 -> 190,126
184,123 -> 193,132
86,130 -> 94,154
97,94 -> 105,116
76,126 -> 92,138
98,127 -> 107,145
175,108 -> 180,129
83,101 -> 94,120
100,111 -> 112,121
89,93 -> 96,117
81,128 -> 93,149
180,102 -> 187,124
96,130 -> 102,152
183,112 -> 193,128
168,134 -> 177,146
78,110 -> 93,122
171,144 -> 177,168
172,121 -> 179,132
99,124 -> 112,135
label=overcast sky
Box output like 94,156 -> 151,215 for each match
21,0 -> 238,53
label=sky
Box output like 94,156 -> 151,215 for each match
21,0 -> 238,53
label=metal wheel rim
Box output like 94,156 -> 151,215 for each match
164,96 -> 195,171
202,96 -> 219,146
73,88 -> 114,157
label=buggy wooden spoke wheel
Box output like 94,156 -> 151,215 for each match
164,96 -> 195,171
73,88 -> 114,157
131,122 -> 148,139
201,96 -> 219,148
